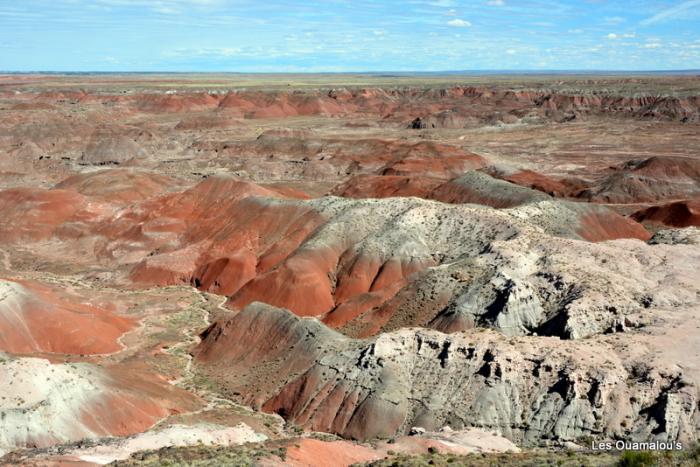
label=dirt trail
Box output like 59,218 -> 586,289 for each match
163,290 -> 216,387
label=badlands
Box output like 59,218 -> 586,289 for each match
0,73 -> 699,465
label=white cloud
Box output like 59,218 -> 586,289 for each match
506,49 -> 516,55
447,18 -> 471,27
643,43 -> 662,49
487,0 -> 505,5
607,33 -> 636,40
641,0 -> 700,26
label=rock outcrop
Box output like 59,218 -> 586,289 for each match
195,303 -> 699,444
174,192 -> 654,335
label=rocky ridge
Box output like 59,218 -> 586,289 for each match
195,302 -> 700,444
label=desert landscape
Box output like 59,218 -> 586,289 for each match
1,72 -> 700,466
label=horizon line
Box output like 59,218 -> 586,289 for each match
2,69 -> 700,76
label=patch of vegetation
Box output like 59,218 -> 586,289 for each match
358,445 -> 700,467
617,450 -> 657,467
108,441 -> 288,467
358,450 -> 618,467
187,370 -> 221,394
163,306 -> 208,333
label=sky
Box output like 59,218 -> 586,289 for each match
1,0 -> 700,72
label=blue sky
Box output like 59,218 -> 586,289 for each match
1,0 -> 700,71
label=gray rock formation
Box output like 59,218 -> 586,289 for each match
649,227 -> 700,245
195,303 -> 699,444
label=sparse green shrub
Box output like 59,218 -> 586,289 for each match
617,450 -> 656,467
687,442 -> 700,460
